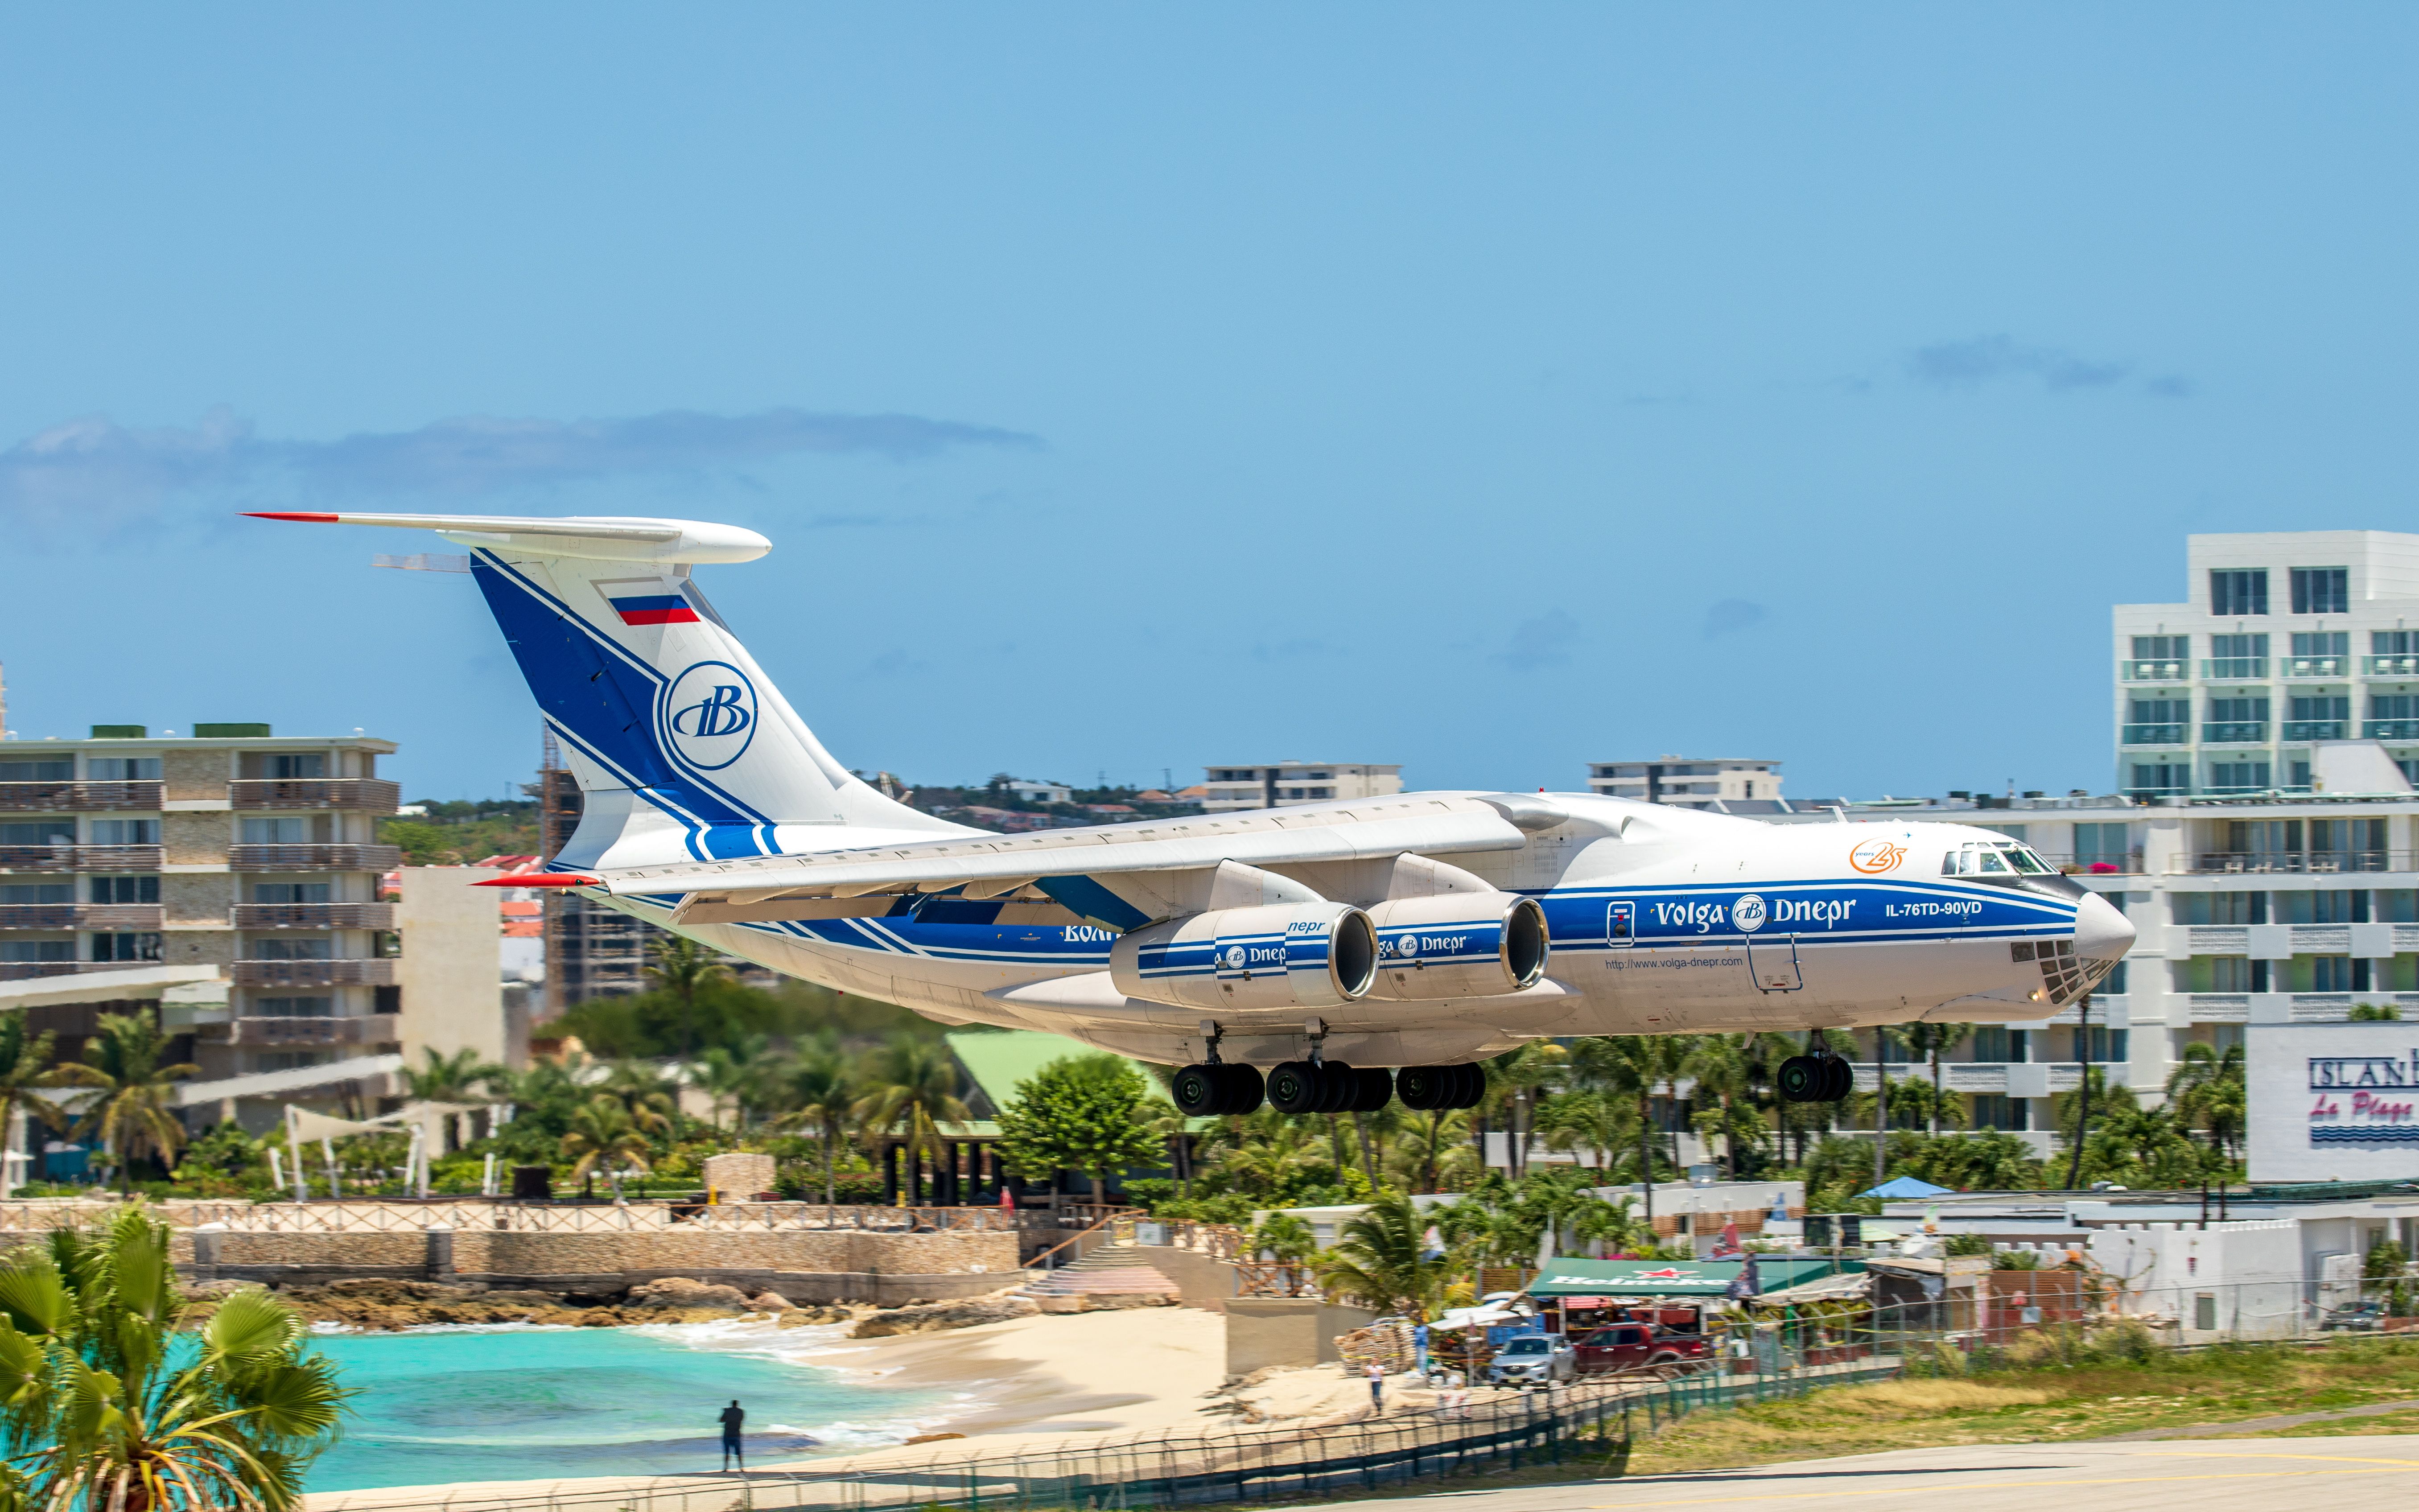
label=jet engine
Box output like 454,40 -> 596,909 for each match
1362,892 -> 1549,999
1109,902 -> 1377,1011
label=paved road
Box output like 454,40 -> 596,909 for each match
1344,1434 -> 2419,1512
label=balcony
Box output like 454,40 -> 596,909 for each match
2182,993 -> 2252,1022
2201,658 -> 2268,680
0,845 -> 163,873
227,779 -> 400,812
2121,659 -> 2191,682
231,903 -> 395,930
0,781 -> 163,813
2187,849 -> 2393,873
2282,656 -> 2349,679
0,961 -> 182,982
2282,720 -> 2346,741
220,1013 -> 402,1047
2119,723 -> 2186,746
0,904 -> 162,931
227,844 -> 403,872
2201,721 -> 2270,744
228,959 -> 396,987
2365,720 -> 2419,741
2365,655 -> 2419,678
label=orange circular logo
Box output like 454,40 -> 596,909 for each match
1850,838 -> 1907,874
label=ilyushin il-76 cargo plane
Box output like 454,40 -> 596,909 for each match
257,511 -> 2136,1117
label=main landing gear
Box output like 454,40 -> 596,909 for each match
1168,1023 -> 1484,1116
1775,1051 -> 1853,1104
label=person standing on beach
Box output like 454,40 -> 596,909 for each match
1365,1362 -> 1385,1414
720,1400 -> 746,1471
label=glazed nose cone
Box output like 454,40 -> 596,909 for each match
2073,891 -> 2136,963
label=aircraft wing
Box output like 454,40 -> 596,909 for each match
602,794 -> 1552,927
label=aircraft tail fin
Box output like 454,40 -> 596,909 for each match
249,511 -> 960,869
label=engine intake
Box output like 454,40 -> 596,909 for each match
1109,902 -> 1377,1011
1363,892 -> 1549,999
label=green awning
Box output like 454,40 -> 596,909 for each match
1528,1257 -> 1861,1298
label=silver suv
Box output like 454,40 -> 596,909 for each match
1483,1335 -> 1574,1387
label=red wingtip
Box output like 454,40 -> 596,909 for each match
474,872 -> 601,889
243,511 -> 342,523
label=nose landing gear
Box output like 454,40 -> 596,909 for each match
1776,1050 -> 1853,1103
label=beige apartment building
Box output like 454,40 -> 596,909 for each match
1197,762 -> 1403,812
0,725 -> 423,1129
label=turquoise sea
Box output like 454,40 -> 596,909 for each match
304,1322 -> 953,1492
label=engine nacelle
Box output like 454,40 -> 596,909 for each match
1363,892 -> 1549,1000
1110,902 -> 1377,1011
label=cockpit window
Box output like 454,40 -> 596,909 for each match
1944,841 -> 2054,876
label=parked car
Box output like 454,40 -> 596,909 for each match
1483,1334 -> 1575,1387
1571,1320 -> 1714,1378
2321,1299 -> 2387,1332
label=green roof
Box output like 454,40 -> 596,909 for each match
1526,1257 -> 1859,1298
944,1029 -> 1178,1117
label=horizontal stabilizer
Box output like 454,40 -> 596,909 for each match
245,511 -> 768,565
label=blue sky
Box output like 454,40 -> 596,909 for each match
4,7 -> 2415,803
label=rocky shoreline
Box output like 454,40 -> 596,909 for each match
179,1276 -> 1117,1337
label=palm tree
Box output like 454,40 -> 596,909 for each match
849,1036 -> 971,1205
693,1034 -> 770,1133
1887,1023 -> 1975,1136
0,1017 -> 70,1196
774,1038 -> 855,1203
1385,1107 -> 1478,1195
46,1013 -> 199,1193
1250,1212 -> 1319,1294
0,1208 -> 347,1511
560,1094 -> 654,1200
1578,1035 -> 1691,1230
598,1060 -> 679,1138
643,933 -> 734,1063
1316,1191 -> 1451,1318
1533,1089 -> 1630,1177
1479,1042 -> 1566,1178
399,1046 -> 504,1152
2168,1041 -> 2247,1163
1682,1035 -> 1760,1178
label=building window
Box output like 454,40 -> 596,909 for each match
2132,635 -> 2188,660
2080,1026 -> 2127,1062
2128,763 -> 2189,795
2292,631 -> 2349,657
2210,569 -> 2269,616
88,877 -> 159,904
1972,1026 -> 2029,1062
253,996 -> 333,1018
2305,954 -> 2370,992
2074,823 -> 2132,872
2173,890 -> 2267,925
2378,631 -> 2419,655
256,1053 -> 327,1071
2291,567 -> 2349,615
1972,1094 -> 2028,1131
0,942 -> 74,962
0,883 -> 72,905
0,760 -> 73,781
86,820 -> 159,845
89,933 -> 161,963
85,758 -> 161,780
2278,889 -> 2370,924
0,821 -> 75,846
2101,959 -> 2129,994
250,882 -> 330,904
2203,696 -> 2269,744
248,938 -> 333,960
243,753 -> 326,779
2208,761 -> 2271,791
2287,694 -> 2349,741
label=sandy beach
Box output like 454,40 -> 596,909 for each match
304,1307 -> 1408,1511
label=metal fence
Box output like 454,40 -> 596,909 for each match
312,1361 -> 1901,1512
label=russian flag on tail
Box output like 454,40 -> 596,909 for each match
610,594 -> 701,626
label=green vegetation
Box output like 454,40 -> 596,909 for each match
377,796 -> 540,864
0,1209 -> 347,1510
992,1054 -> 1167,1203
1624,1332 -> 2419,1475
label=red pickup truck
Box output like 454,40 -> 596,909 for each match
1570,1321 -> 1713,1378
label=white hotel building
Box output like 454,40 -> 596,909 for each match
1754,531 -> 2419,1154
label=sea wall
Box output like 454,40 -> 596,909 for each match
184,1224 -> 1019,1304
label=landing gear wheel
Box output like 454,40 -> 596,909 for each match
1171,1064 -> 1222,1116
1821,1057 -> 1853,1102
1451,1062 -> 1487,1109
1396,1065 -> 1451,1111
1266,1060 -> 1324,1115
1347,1066 -> 1393,1113
1775,1055 -> 1822,1104
1313,1061 -> 1358,1114
1218,1063 -> 1265,1114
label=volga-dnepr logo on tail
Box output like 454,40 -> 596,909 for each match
664,662 -> 758,771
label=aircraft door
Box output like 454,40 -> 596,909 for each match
1748,933 -> 1802,993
